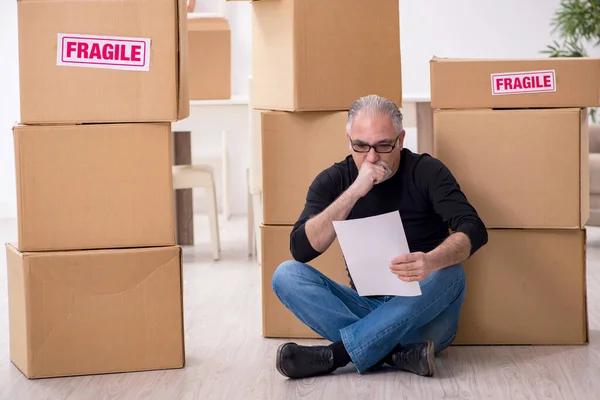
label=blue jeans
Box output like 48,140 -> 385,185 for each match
271,260 -> 466,373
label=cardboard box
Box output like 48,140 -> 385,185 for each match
188,17 -> 231,100
252,0 -> 402,111
434,108 -> 589,229
6,244 -> 185,379
260,111 -> 350,225
260,225 -> 350,338
430,57 -> 600,109
454,229 -> 587,345
13,123 -> 175,251
17,0 -> 189,124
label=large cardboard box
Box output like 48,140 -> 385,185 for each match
260,111 -> 350,225
430,57 -> 600,109
6,244 -> 185,379
188,17 -> 231,100
17,0 -> 189,124
252,0 -> 402,111
434,108 -> 589,229
454,229 -> 587,345
261,225 -> 350,338
13,123 -> 175,251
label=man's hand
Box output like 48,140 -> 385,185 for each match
390,252 -> 437,282
349,161 -> 388,198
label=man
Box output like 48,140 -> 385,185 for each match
271,94 -> 488,379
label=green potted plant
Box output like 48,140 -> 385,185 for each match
542,0 -> 600,120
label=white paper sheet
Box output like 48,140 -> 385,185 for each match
332,211 -> 422,297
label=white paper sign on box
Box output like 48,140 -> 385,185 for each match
332,211 -> 422,297
57,33 -> 151,72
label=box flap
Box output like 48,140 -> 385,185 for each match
188,17 -> 230,32
5,243 -> 31,377
174,246 -> 186,367
12,128 -> 25,249
177,0 -> 190,120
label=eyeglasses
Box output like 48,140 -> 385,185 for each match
350,136 -> 399,154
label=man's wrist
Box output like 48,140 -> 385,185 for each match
425,251 -> 444,272
426,232 -> 471,272
345,184 -> 362,203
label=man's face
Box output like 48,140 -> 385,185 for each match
347,112 -> 405,178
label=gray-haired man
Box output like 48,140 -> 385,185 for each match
271,95 -> 488,379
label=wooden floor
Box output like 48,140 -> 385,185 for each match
0,216 -> 600,399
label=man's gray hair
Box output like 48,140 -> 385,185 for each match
345,94 -> 404,136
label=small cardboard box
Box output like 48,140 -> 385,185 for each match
6,244 -> 185,379
434,108 -> 589,229
188,17 -> 231,100
454,229 -> 587,345
252,0 -> 402,111
430,57 -> 600,109
260,225 -> 349,338
13,123 -> 175,251
259,110 -> 350,225
17,0 -> 189,124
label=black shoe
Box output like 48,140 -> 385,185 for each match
387,341 -> 435,376
276,342 -> 336,379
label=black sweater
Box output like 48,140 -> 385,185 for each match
290,149 -> 488,288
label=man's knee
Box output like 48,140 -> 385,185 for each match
271,260 -> 309,293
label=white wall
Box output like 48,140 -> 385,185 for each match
0,1 -> 19,219
1,0 -> 596,219
224,2 -> 252,99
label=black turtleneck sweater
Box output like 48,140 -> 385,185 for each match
290,149 -> 488,289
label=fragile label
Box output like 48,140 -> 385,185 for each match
57,33 -> 151,72
491,70 -> 556,95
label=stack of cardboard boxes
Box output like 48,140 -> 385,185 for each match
250,0 -> 402,338
7,0 -> 190,378
430,57 -> 600,345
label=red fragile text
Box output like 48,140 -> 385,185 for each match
57,34 -> 151,72
491,70 -> 556,95
65,41 -> 142,62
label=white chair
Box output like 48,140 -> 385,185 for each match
172,164 -> 221,261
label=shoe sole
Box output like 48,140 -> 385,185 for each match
276,342 -> 294,378
425,340 -> 435,377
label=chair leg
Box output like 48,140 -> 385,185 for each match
222,130 -> 231,221
247,169 -> 254,257
206,184 -> 220,261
